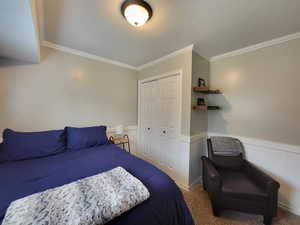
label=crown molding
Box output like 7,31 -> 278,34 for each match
136,44 -> 194,71
41,41 -> 138,70
210,32 -> 300,62
41,41 -> 194,71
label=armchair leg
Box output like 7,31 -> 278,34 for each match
202,171 -> 207,191
203,181 -> 207,191
263,215 -> 272,225
212,204 -> 220,217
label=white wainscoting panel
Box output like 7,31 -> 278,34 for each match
208,132 -> 300,216
189,132 -> 207,188
135,136 -> 190,190
135,133 -> 207,191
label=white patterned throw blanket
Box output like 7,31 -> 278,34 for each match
2,167 -> 150,225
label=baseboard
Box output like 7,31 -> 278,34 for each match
175,182 -> 190,191
176,176 -> 202,192
279,202 -> 300,216
189,176 -> 202,189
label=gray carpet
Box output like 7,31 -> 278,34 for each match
182,185 -> 300,225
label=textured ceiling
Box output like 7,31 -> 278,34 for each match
41,0 -> 300,67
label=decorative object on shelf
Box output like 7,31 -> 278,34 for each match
193,105 -> 221,111
109,135 -> 131,153
121,0 -> 153,27
198,78 -> 206,87
193,80 -> 222,111
197,98 -> 205,106
193,86 -> 222,94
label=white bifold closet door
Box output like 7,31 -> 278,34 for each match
140,75 -> 180,171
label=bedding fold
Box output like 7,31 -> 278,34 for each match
2,167 -> 150,225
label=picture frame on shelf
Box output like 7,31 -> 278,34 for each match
198,78 -> 206,87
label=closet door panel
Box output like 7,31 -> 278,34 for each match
157,76 -> 180,169
148,82 -> 160,163
140,82 -> 156,159
139,74 -> 180,171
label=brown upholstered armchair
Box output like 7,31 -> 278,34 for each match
202,137 -> 280,225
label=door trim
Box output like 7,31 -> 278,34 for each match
137,70 -> 183,155
139,70 -> 183,84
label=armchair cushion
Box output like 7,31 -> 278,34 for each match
220,169 -> 268,201
210,136 -> 243,156
211,154 -> 244,170
244,161 -> 280,191
208,138 -> 244,170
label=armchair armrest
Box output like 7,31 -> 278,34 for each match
244,160 -> 280,217
244,160 -> 280,192
202,156 -> 222,188
202,157 -> 220,179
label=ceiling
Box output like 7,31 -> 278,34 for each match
39,0 -> 300,67
0,0 -> 40,63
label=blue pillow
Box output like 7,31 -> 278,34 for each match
66,126 -> 109,151
0,129 -> 66,162
0,143 -> 3,163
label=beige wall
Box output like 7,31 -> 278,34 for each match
0,47 -> 138,133
138,50 -> 193,136
209,38 -> 300,146
190,51 -> 210,136
189,52 -> 209,186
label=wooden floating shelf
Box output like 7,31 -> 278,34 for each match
193,105 -> 221,111
193,86 -> 222,94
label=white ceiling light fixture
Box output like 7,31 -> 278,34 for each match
121,0 -> 153,27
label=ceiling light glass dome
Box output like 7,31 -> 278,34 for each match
121,0 -> 153,27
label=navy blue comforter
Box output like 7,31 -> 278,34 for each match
0,144 -> 194,225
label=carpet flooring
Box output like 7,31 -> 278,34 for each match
182,185 -> 300,225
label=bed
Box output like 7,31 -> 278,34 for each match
0,143 -> 194,225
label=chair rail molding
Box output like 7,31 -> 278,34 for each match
179,132 -> 208,144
